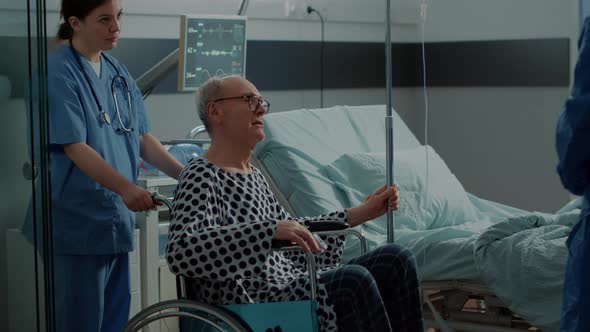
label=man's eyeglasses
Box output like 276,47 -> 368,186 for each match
212,95 -> 271,114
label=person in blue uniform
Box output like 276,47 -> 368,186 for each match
26,0 -> 184,331
556,16 -> 590,332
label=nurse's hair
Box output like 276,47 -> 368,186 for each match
196,75 -> 241,133
57,0 -> 108,40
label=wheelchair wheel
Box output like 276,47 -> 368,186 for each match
123,299 -> 251,332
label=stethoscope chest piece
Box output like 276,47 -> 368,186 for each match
70,43 -> 134,132
101,111 -> 112,125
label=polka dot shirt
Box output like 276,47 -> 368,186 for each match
166,157 -> 348,331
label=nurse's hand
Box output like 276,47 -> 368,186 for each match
274,220 -> 323,253
121,185 -> 156,212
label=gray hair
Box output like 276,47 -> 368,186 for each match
196,75 -> 242,133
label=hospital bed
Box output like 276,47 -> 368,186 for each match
250,105 -> 579,332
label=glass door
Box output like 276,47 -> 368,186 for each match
1,0 -> 54,331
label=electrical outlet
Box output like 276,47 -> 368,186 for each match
303,0 -> 328,21
284,0 -> 306,18
283,0 -> 328,20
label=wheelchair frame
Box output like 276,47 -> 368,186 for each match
123,195 -> 368,332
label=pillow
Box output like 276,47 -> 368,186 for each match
321,145 -> 477,230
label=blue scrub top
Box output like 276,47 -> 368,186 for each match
557,18 -> 590,206
29,45 -> 151,255
557,20 -> 590,198
556,17 -> 590,332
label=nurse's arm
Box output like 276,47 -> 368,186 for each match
139,133 -> 184,180
62,142 -> 155,212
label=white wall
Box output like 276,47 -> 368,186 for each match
413,88 -> 571,210
422,0 -> 573,41
412,0 -> 578,211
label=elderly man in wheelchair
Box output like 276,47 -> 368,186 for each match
163,75 -> 424,332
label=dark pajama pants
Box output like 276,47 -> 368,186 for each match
320,244 -> 424,332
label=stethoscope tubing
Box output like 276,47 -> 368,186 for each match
69,43 -> 134,132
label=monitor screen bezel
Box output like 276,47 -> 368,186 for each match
178,14 -> 248,92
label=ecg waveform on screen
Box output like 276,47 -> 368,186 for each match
188,23 -> 240,40
202,50 -> 231,56
185,68 -> 240,80
187,44 -> 243,57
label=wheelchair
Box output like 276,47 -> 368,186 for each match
123,195 -> 368,332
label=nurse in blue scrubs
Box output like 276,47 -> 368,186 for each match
556,16 -> 590,332
41,0 -> 184,331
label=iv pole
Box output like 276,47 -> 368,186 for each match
385,0 -> 395,243
135,0 -> 250,97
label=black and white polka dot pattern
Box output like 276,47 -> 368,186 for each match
166,157 -> 347,331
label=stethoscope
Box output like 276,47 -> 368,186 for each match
69,43 -> 134,132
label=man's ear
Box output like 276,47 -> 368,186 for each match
207,102 -> 223,126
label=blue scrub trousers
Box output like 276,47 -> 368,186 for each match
54,253 -> 131,332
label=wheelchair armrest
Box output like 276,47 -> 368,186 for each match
308,221 -> 367,254
271,221 -> 349,248
272,228 -> 368,254
314,229 -> 368,255
271,239 -> 294,248
307,221 -> 349,232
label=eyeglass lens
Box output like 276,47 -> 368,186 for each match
249,96 -> 269,113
